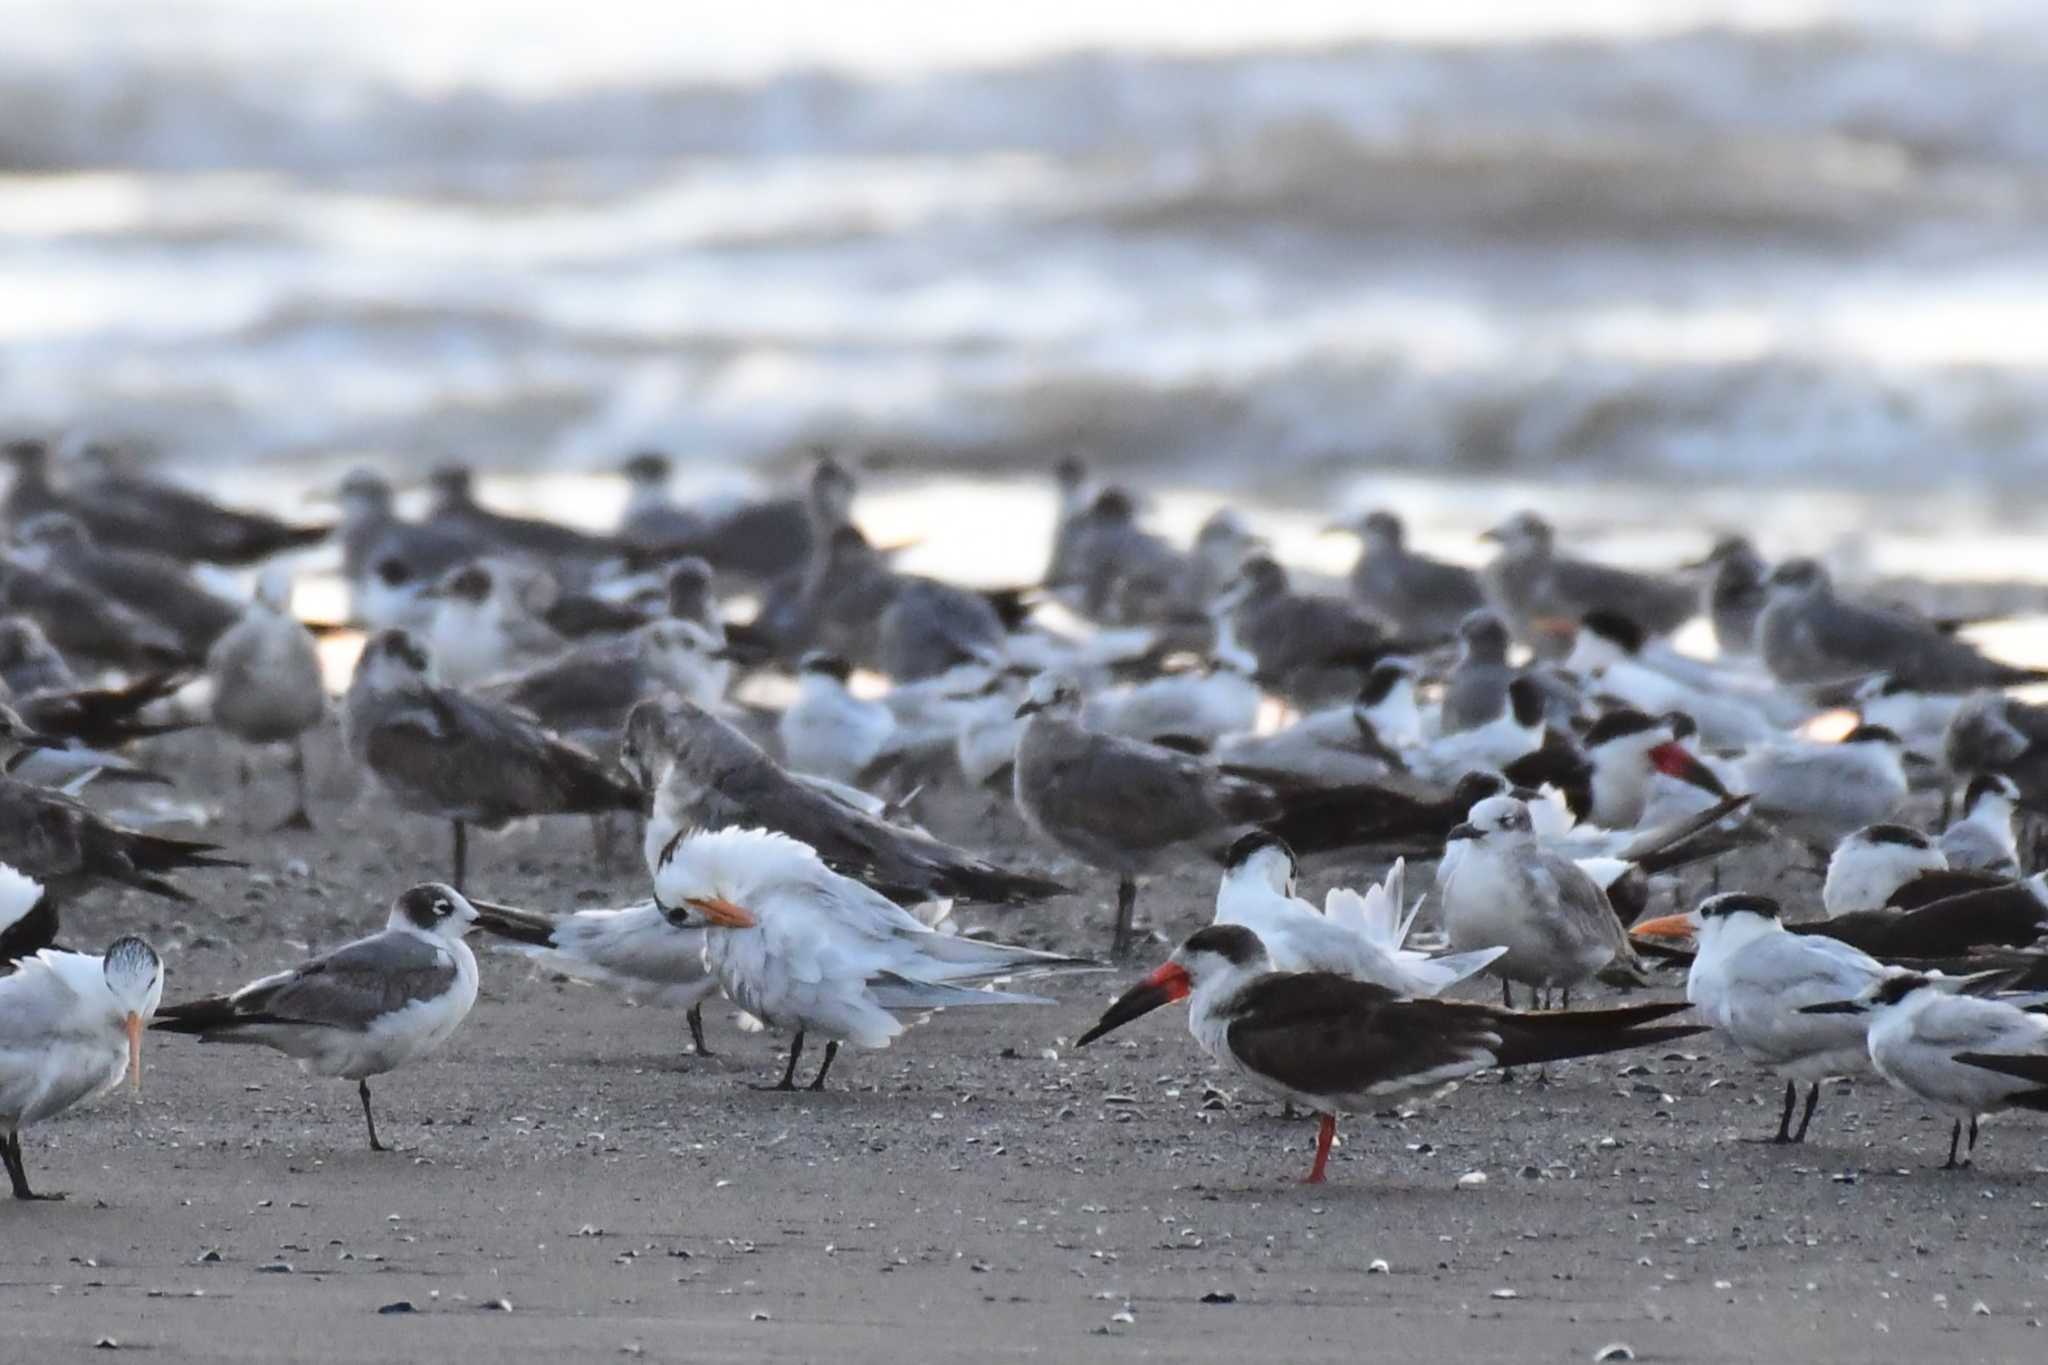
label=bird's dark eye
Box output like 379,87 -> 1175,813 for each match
433,899 -> 451,917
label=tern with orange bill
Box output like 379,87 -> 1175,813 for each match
1075,925 -> 1703,1184
0,935 -> 162,1199
652,826 -> 1097,1090
154,884 -> 482,1151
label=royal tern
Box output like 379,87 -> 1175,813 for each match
342,629 -> 642,889
207,568 -> 327,829
1075,924 -> 1702,1183
0,935 -> 162,1198
1566,612 -> 1779,748
1440,795 -> 1648,1005
1213,835 -> 1503,993
623,694 -> 1066,906
1633,894 -> 1885,1143
154,884 -> 482,1151
470,896 -> 720,1055
652,826 -> 1091,1089
1941,774 -> 2022,876
1758,559 -> 2045,690
1805,973 -> 2048,1168
1735,724 -> 1913,848
1330,509 -> 1485,640
1480,511 -> 1695,651
1013,673 -> 1278,956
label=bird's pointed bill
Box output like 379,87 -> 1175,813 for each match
1648,742 -> 1730,797
125,1012 -> 143,1093
687,896 -> 758,929
1075,961 -> 1191,1046
1630,912 -> 1696,944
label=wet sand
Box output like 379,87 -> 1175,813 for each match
8,726 -> 2047,1364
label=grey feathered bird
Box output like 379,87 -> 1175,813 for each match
1335,509 -> 1484,639
620,694 -> 1066,909
1480,511 -> 1695,652
1218,555 -> 1399,701
1439,608 -> 1517,734
1013,674 -> 1279,957
1758,558 -> 2045,690
15,512 -> 241,660
342,630 -> 642,890
1691,535 -> 1770,658
207,569 -> 327,829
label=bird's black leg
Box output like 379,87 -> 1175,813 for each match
687,1004 -> 713,1058
1560,988 -> 1572,1011
1502,978 -> 1514,1009
1747,1078 -> 1798,1144
1112,875 -> 1139,960
1967,1114 -> 1980,1162
274,739 -> 314,831
5,1132 -> 61,1201
1943,1118 -> 1963,1170
755,1031 -> 805,1091
359,1079 -> 389,1153
1792,1081 -> 1821,1144
808,1040 -> 840,1091
451,820 -> 468,893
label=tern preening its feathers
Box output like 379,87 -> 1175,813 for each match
0,935 -> 162,1199
1076,925 -> 1703,1183
154,884 -> 482,1151
650,827 -> 1095,1090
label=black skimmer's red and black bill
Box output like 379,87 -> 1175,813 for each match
154,885 -> 483,1151
622,693 -> 1067,911
1075,925 -> 1703,1184
1802,972 -> 2048,1168
1633,895 -> 1886,1144
0,935 -> 161,1199
651,827 -> 1095,1090
342,629 -> 643,890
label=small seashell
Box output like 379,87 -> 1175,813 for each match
1594,1344 -> 1635,1362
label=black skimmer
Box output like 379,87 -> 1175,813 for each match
1632,894 -> 1885,1143
651,827 -> 1093,1090
341,629 -> 642,890
1075,924 -> 1703,1183
1012,673 -> 1277,955
154,884 -> 482,1151
0,762 -> 239,904
206,568 -> 327,829
0,935 -> 161,1198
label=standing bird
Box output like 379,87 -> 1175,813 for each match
420,558 -> 566,688
468,896 -> 720,1056
154,885 -> 481,1151
0,936 -> 162,1199
615,450 -> 705,553
652,827 -> 1092,1090
622,694 -> 1066,907
1480,511 -> 1695,651
1944,691 -> 2048,809
1693,536 -> 1771,658
1074,925 -> 1703,1184
207,568 -> 327,830
1439,795 -> 1647,1006
1212,836 -> 1504,993
333,467 -> 479,632
1940,774 -> 2023,877
0,615 -> 76,696
1805,973 -> 2048,1169
1013,674 -> 1279,957
1216,555 -> 1396,700
1632,894 -> 1884,1144
1439,609 -> 1517,735
12,512 -> 242,659
342,630 -> 643,890
1758,558 -> 2046,690
1333,509 -> 1485,640
423,463 -> 616,581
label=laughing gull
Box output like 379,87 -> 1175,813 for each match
424,463 -> 617,579
155,884 -> 482,1151
1074,924 -> 1702,1184
0,615 -> 74,696
1216,555 -> 1401,700
1692,535 -> 1770,658
617,453 -> 815,584
1051,487 -> 1189,624
1212,836 -> 1504,993
207,568 -> 327,829
0,550 -> 191,670
1331,509 -> 1485,639
616,451 -> 706,553
1439,609 -> 1517,734
342,630 -> 643,889
1480,511 -> 1695,652
470,894 -> 721,1055
622,694 -> 1067,907
0,935 -> 162,1199
1758,558 -> 2047,690
1041,454 -> 1095,591
1012,673 -> 1279,956
1631,894 -> 1883,1144
487,617 -> 731,752
1941,774 -> 2022,876
334,468 -> 480,630
13,512 -> 241,658
1804,973 -> 2048,1169
6,440 -> 327,567
651,826 -> 1092,1090
1440,795 -> 1649,1006
421,558 -> 567,688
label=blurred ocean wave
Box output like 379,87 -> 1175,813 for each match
3,5 -> 2047,500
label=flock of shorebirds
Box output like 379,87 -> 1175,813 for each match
4,439 -> 2048,1200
